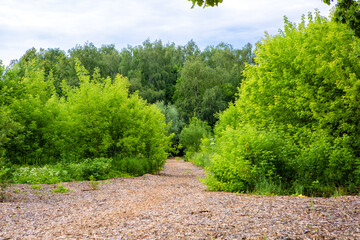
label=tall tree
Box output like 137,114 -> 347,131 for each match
174,57 -> 217,123
120,40 -> 185,104
174,43 -> 253,126
204,13 -> 360,195
324,0 -> 360,37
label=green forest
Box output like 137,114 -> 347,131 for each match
1,1 -> 360,197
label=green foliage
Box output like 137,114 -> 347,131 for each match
63,158 -> 112,181
174,43 -> 253,125
293,134 -> 359,196
111,157 -> 152,176
12,158 -> 117,184
7,40 -> 252,134
1,64 -> 62,165
179,117 -> 211,158
89,175 -> 100,190
0,107 -> 23,159
0,60 -> 3,75
189,0 -> 223,8
12,165 -> 65,184
174,57 -> 217,123
240,14 -> 360,139
121,39 -> 186,104
189,150 -> 212,168
156,101 -> 184,152
325,0 -> 360,37
202,13 -> 360,196
187,136 -> 215,168
51,185 -> 71,193
203,125 -> 298,193
1,58 -> 170,175
9,155 -> 164,185
2,39 -> 256,184
61,60 -> 171,168
0,165 -> 10,202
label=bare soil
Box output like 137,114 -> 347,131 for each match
1,159 -> 359,239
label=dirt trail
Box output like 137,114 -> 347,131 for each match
1,159 -> 360,239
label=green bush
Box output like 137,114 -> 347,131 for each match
62,62 -> 171,167
293,134 -> 359,196
203,125 -> 298,193
179,116 -> 211,158
156,101 -> 184,155
200,13 -> 360,196
65,158 -> 112,180
12,158 -> 112,184
10,156 -> 160,184
0,164 -> 10,201
187,136 -> 215,168
12,165 -> 65,184
204,125 -> 360,196
111,157 -> 151,176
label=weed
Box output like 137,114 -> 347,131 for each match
310,199 -> 314,211
89,175 -> 100,190
13,189 -> 19,193
0,166 -> 10,202
0,182 -> 8,202
30,184 -> 42,189
51,185 -> 71,193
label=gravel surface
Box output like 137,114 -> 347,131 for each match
1,159 -> 359,239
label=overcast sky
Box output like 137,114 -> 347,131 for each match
0,0 -> 333,66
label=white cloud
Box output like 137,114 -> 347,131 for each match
0,0 -> 333,66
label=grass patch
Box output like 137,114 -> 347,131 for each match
9,156 -> 162,185
51,185 -> 71,193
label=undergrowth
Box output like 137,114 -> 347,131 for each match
9,156 -> 160,185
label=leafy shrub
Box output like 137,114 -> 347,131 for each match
1,60 -> 170,173
156,101 -> 184,149
12,158 -> 112,183
78,158 -> 111,180
30,184 -> 42,189
89,175 -> 100,190
190,152 -> 212,168
51,185 -> 71,193
111,157 -> 152,176
201,13 -> 360,196
64,158 -> 112,180
179,116 -> 211,158
10,156 -> 162,184
203,125 -> 298,193
188,137 -> 215,168
0,165 -> 10,201
293,134 -> 359,196
12,165 -> 65,184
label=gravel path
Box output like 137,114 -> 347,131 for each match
1,159 -> 360,239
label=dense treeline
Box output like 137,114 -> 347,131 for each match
3,40 -> 253,152
8,40 -> 253,123
0,40 -> 253,185
191,13 -> 360,196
